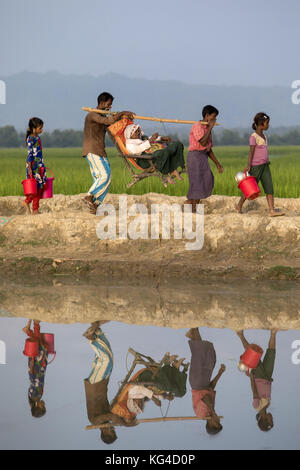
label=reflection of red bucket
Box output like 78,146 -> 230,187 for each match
41,168 -> 55,199
240,344 -> 263,369
42,333 -> 56,364
23,339 -> 39,357
22,177 -> 37,196
238,174 -> 261,200
42,333 -> 55,354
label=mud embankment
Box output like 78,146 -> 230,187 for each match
0,194 -> 299,281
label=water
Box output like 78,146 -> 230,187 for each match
0,280 -> 300,450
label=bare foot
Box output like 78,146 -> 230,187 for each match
235,204 -> 243,214
185,329 -> 193,339
170,170 -> 183,181
22,201 -> 31,215
82,195 -> 97,214
91,203 -> 99,215
93,320 -> 109,327
235,330 -> 244,337
183,200 -> 193,210
168,355 -> 178,362
32,210 -> 40,215
172,358 -> 186,369
270,209 -> 285,217
271,328 -> 285,334
83,320 -> 109,340
167,176 -> 176,185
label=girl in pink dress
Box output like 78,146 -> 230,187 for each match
236,112 -> 285,216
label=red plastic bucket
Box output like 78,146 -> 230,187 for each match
41,168 -> 55,199
23,338 -> 39,357
22,177 -> 37,196
238,173 -> 261,200
240,344 -> 263,369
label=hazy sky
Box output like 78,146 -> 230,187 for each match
1,0 -> 299,86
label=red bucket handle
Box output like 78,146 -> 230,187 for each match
47,352 -> 56,365
45,167 -> 55,178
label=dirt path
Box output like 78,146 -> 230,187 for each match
0,193 -> 299,281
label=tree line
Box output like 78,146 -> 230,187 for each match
1,125 -> 300,147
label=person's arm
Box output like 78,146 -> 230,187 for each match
248,371 -> 259,399
244,146 -> 256,172
92,412 -> 124,426
128,385 -> 153,400
201,393 -> 215,413
23,319 -> 34,336
209,364 -> 226,390
26,138 -> 34,177
208,149 -> 223,173
126,139 -> 151,155
90,111 -> 135,126
199,120 -> 216,147
160,136 -> 171,143
27,161 -> 34,177
149,132 -> 159,142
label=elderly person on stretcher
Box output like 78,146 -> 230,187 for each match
124,124 -> 185,185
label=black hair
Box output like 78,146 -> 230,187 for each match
202,105 -> 219,119
206,420 -> 223,435
97,92 -> 114,105
256,413 -> 273,432
29,399 -> 46,418
252,112 -> 270,131
101,427 -> 117,444
26,117 -> 44,140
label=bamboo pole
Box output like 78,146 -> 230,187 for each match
86,415 -> 224,430
82,107 -> 220,126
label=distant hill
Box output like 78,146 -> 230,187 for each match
0,71 -> 299,132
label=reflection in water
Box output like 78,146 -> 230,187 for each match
187,328 -> 224,435
0,279 -> 300,450
23,320 -> 49,419
1,279 -> 300,329
83,321 -> 189,445
237,329 -> 277,432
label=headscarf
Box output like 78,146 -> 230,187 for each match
124,124 -> 142,140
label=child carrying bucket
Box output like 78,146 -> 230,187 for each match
236,113 -> 285,217
23,320 -> 49,418
236,329 -> 279,432
22,117 -> 47,215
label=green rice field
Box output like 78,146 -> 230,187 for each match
1,146 -> 299,198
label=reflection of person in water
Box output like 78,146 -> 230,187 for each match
83,321 -> 132,445
135,354 -> 189,398
22,320 -> 48,418
186,328 -> 225,434
111,370 -> 164,422
236,329 -> 278,432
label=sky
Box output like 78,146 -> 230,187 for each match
1,0 -> 300,87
